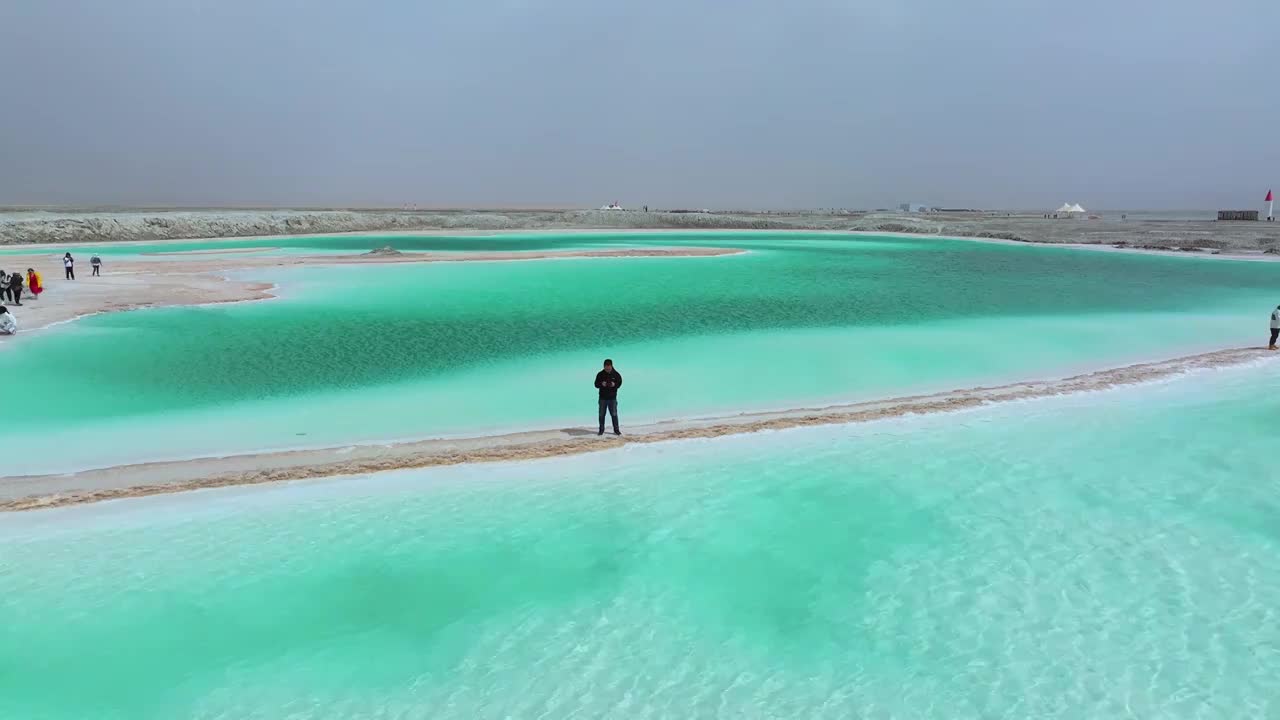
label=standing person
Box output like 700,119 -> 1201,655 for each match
594,358 -> 623,436
0,306 -> 15,335
6,270 -> 22,306
25,268 -> 42,300
1270,305 -> 1280,350
63,253 -> 75,280
91,255 -> 102,276
0,271 -> 9,303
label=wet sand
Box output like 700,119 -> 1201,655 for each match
2,346 -> 1270,511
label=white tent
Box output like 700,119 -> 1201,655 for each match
1053,202 -> 1086,218
1069,203 -> 1086,213
1055,203 -> 1074,213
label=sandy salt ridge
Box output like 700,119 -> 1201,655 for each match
2,346 -> 1271,511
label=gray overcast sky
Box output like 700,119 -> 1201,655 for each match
1,0 -> 1277,210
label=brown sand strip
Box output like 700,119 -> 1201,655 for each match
1,346 -> 1269,512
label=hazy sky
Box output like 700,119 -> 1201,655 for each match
2,0 -> 1277,210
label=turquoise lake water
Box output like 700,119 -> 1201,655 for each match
2,233 -> 1279,717
3,361 -> 1278,718
2,232 -> 1278,474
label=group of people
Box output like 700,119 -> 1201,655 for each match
0,253 -> 103,337
0,268 -> 40,336
0,268 -> 42,306
61,252 -> 103,279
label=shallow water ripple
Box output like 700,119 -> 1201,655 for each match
3,368 -> 1280,718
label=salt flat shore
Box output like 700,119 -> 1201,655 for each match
5,207 -> 1280,252
2,346 -> 1270,511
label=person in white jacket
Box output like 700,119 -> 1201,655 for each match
0,306 -> 15,335
1270,305 -> 1280,350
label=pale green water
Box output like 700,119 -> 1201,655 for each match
2,232 -> 1278,474
3,362 -> 1278,718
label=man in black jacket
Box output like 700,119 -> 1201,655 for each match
594,358 -> 623,436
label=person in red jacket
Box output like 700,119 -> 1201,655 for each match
594,359 -> 623,436
26,268 -> 43,300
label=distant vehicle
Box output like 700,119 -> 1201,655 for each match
600,202 -> 624,211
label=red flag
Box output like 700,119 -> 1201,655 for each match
1268,189 -> 1274,202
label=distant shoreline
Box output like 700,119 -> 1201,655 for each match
4,208 -> 1280,252
8,223 -> 1275,265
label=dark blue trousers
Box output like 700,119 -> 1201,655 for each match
598,396 -> 619,434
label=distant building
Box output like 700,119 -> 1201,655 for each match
898,203 -> 928,213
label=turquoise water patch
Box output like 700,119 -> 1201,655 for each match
0,311 -> 1262,475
